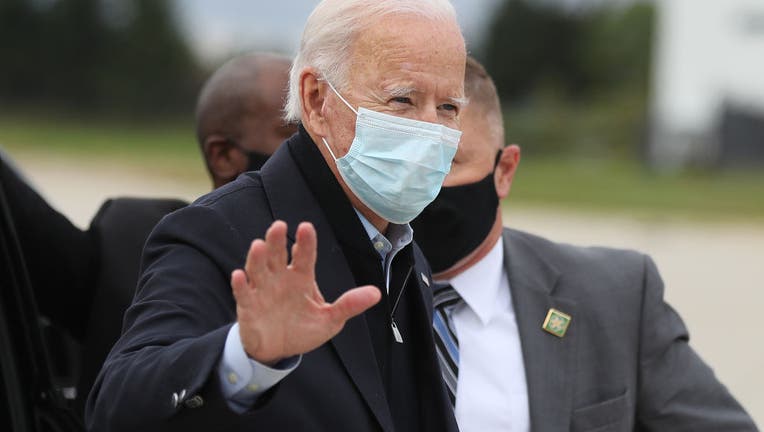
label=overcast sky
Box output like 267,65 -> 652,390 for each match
174,0 -> 505,65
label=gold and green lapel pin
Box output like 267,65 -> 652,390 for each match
542,308 -> 571,338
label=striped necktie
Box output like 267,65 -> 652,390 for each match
433,282 -> 463,406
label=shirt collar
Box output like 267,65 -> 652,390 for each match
354,209 -> 413,261
444,237 -> 505,325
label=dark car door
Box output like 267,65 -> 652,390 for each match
0,164 -> 83,432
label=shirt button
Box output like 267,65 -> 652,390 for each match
184,395 -> 204,409
246,383 -> 260,393
227,372 -> 239,385
374,241 -> 384,251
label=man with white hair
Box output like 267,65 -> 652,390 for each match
86,1 -> 465,431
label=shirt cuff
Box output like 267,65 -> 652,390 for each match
218,323 -> 301,412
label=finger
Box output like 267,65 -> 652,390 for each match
327,285 -> 381,325
230,269 -> 251,306
290,222 -> 317,275
244,239 -> 269,288
264,220 -> 288,272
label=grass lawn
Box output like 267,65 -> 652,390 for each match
0,113 -> 204,180
511,156 -> 764,222
2,114 -> 763,222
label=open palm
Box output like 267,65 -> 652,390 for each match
231,220 -> 381,365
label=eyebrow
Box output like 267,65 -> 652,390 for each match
383,86 -> 419,98
383,86 -> 470,108
449,96 -> 469,108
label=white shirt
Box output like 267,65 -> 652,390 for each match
443,238 -> 530,432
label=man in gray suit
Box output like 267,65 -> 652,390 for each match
410,57 -> 758,431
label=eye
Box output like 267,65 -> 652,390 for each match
438,103 -> 460,119
391,96 -> 412,105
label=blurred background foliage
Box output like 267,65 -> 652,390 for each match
0,0 -> 202,117
0,0 -> 762,220
479,0 -> 654,159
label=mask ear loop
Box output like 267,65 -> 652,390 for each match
324,80 -> 359,115
321,137 -> 339,161
320,79 -> 359,161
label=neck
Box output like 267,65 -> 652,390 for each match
432,207 -> 503,281
357,204 -> 390,234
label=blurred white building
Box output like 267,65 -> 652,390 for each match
650,0 -> 764,169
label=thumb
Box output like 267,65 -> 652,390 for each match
328,285 -> 381,324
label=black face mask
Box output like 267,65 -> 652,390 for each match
244,149 -> 271,172
226,139 -> 272,172
410,151 -> 501,274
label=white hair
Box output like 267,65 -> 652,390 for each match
283,0 -> 461,122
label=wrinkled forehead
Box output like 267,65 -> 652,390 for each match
347,13 -> 466,96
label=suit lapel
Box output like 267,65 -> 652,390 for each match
503,229 -> 576,432
261,145 -> 395,432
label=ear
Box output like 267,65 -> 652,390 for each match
203,135 -> 247,187
300,67 -> 329,136
495,144 -> 521,199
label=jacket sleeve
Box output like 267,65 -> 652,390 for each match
85,204 -> 273,431
636,255 -> 758,431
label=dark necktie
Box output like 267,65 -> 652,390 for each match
432,282 -> 463,406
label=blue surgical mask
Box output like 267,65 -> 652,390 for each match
321,81 -> 461,224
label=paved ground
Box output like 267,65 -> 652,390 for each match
13,154 -> 764,426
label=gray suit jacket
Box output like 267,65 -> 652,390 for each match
501,228 -> 757,431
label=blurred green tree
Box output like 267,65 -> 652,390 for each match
0,0 -> 50,101
0,0 -> 201,116
479,0 -> 655,158
43,0 -> 109,107
581,3 -> 655,96
481,0 -> 589,102
97,0 -> 202,116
